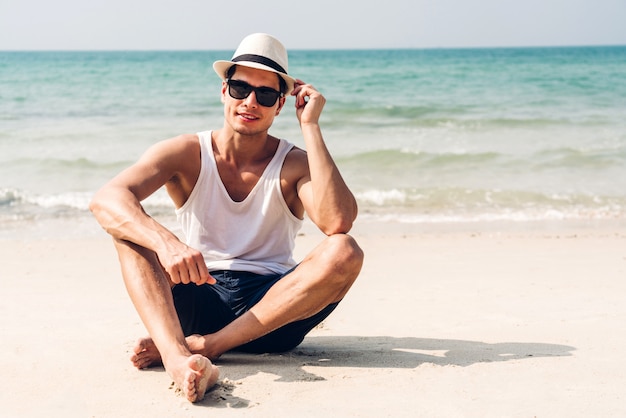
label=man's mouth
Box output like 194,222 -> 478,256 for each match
239,112 -> 259,121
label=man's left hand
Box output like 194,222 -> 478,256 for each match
292,79 -> 326,126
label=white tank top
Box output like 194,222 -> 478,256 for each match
175,131 -> 303,275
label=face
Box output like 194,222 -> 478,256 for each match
221,65 -> 286,137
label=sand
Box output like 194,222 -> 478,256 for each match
1,220 -> 625,417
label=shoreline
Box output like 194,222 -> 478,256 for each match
2,214 -> 625,242
1,219 -> 625,416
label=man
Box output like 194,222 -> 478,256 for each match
90,33 -> 363,403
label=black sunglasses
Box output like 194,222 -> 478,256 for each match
226,79 -> 283,107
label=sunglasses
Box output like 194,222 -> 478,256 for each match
226,79 -> 283,107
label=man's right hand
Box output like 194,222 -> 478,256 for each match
157,241 -> 215,286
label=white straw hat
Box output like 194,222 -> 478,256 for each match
213,33 -> 297,95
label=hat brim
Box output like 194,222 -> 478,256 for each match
213,60 -> 296,96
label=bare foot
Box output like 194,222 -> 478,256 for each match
186,333 -> 224,360
131,334 -> 221,369
171,354 -> 220,403
131,337 -> 162,369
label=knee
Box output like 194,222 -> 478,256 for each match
323,234 -> 364,278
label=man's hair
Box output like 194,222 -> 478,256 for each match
226,65 -> 287,95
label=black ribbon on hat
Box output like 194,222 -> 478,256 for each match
232,54 -> 287,74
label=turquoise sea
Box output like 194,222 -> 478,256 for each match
1,46 -> 625,238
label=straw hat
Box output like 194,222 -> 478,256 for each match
213,33 -> 297,95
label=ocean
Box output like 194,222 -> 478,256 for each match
1,46 -> 625,239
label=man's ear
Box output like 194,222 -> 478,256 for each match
275,96 -> 286,115
221,81 -> 227,103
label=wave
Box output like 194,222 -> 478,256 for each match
1,185 -> 624,240
0,187 -> 174,214
337,146 -> 626,174
356,186 -> 624,207
322,104 -> 582,130
337,148 -> 502,167
6,185 -> 621,219
2,156 -> 133,171
0,188 -> 92,211
355,187 -> 626,222
531,147 -> 626,169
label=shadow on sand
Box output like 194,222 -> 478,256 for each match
200,335 -> 575,408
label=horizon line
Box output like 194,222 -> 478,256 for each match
2,43 -> 625,53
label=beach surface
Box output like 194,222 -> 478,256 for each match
1,220 -> 625,417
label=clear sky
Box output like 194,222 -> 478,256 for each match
1,0 -> 625,50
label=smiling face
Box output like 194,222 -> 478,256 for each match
221,65 -> 286,138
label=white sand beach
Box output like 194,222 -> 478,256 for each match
1,220 -> 625,417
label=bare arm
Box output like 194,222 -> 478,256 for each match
89,134 -> 214,285
292,80 -> 358,235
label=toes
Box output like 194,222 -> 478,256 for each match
131,350 -> 159,369
132,337 -> 151,354
130,337 -> 162,369
183,369 -> 199,402
184,355 -> 218,403
134,357 -> 152,369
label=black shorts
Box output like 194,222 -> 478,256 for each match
172,268 -> 338,354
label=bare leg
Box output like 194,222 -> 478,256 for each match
196,233 -> 363,359
130,234 -> 362,363
114,239 -> 219,402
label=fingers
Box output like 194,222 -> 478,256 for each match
163,247 -> 215,286
292,84 -> 325,125
192,260 -> 216,286
291,79 -> 318,105
291,78 -> 306,94
176,260 -> 215,286
292,79 -> 317,93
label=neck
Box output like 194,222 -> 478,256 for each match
212,128 -> 276,165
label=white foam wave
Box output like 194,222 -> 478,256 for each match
26,192 -> 93,210
356,189 -> 407,206
0,187 -> 175,213
2,185 -> 624,232
359,206 -> 626,224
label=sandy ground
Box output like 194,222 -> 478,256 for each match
1,220 -> 625,417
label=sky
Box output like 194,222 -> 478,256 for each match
1,0 -> 625,50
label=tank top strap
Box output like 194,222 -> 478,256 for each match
265,138 -> 294,178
